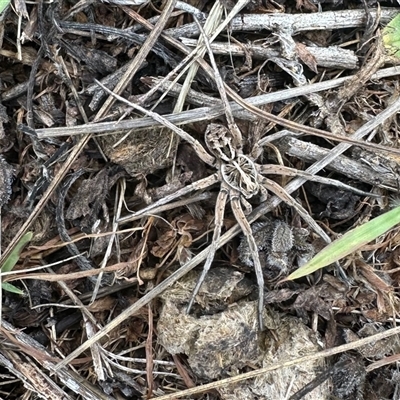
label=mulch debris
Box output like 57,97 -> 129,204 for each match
1,1 -> 400,399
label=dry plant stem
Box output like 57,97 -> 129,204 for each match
276,136 -> 398,190
290,94 -> 400,181
134,0 -> 248,110
181,38 -> 358,69
165,7 -> 399,38
128,193 -> 213,221
143,76 -> 251,116
90,177 -> 126,304
168,1 -> 225,172
146,303 -> 155,396
174,1 -> 223,113
0,348 -> 71,400
119,176 -> 218,223
54,89 -> 400,370
257,165 -> 379,195
366,353 -> 400,372
174,0 -> 206,18
193,14 -> 242,146
46,268 -> 106,380
3,262 -> 131,282
150,325 -> 400,400
0,320 -> 112,400
35,66 -> 400,139
94,0 -> 178,119
83,314 -> 105,381
45,268 -> 100,330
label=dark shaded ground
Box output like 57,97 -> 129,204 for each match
1,1 -> 400,399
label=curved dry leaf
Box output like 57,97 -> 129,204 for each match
117,236 -> 148,278
151,230 -> 176,258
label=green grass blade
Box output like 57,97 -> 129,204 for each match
1,232 -> 32,294
383,13 -> 400,57
0,0 -> 10,15
2,282 -> 24,295
1,232 -> 33,273
285,206 -> 400,281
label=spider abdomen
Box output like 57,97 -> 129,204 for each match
221,154 -> 259,198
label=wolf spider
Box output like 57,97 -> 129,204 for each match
117,119 -> 371,330
113,23 -> 371,329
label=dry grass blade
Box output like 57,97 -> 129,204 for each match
94,0 -> 178,119
34,66 -> 400,139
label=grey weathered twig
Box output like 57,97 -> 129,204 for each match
181,39 -> 358,69
0,320 -> 114,400
35,66 -> 400,139
166,7 -> 399,38
275,136 -> 398,190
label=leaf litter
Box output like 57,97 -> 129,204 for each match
1,1 -> 400,399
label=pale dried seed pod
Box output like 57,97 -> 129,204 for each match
238,219 -> 314,279
0,156 -> 13,208
271,220 -> 294,253
238,221 -> 271,267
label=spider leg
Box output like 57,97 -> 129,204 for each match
231,194 -> 265,331
259,185 -> 269,202
240,196 -> 253,215
118,173 -> 219,223
257,164 -> 375,197
94,79 -> 215,167
186,187 -> 228,314
259,176 -> 331,243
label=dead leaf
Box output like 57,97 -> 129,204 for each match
151,229 -> 176,258
295,42 -> 318,73
87,296 -> 117,312
117,236 -> 148,279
